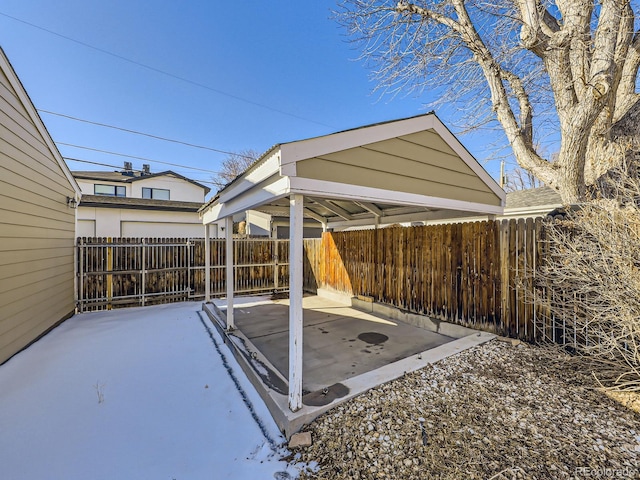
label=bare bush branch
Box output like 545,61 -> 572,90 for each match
534,168 -> 640,390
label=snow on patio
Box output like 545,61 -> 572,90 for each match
0,302 -> 300,480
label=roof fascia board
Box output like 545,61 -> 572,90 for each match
0,48 -> 81,197
289,177 -> 504,215
78,203 -> 199,213
429,115 -> 505,204
203,176 -> 291,223
217,149 -> 281,205
279,115 -> 436,166
134,171 -> 211,194
504,204 -> 560,215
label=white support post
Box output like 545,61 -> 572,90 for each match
225,216 -> 235,330
288,193 -> 304,412
204,223 -> 211,303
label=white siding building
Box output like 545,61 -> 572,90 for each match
74,166 -> 210,238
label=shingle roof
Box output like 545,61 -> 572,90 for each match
505,186 -> 562,209
79,195 -> 203,212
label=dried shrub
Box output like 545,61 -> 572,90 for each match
535,171 -> 640,391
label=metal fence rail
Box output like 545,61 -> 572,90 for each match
77,237 -> 289,312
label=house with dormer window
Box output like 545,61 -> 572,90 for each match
73,163 -> 210,237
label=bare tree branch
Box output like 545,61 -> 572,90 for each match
211,149 -> 260,190
338,0 -> 640,203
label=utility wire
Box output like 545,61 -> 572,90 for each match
64,156 -> 219,186
58,142 -> 221,174
0,11 -> 334,129
43,110 -> 255,160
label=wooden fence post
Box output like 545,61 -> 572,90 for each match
78,237 -> 84,313
274,239 -> 280,291
499,220 -> 510,336
141,238 -> 146,307
106,237 -> 113,310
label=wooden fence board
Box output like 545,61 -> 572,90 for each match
301,219 -> 552,341
76,219 -> 565,344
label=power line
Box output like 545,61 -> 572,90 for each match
63,156 -> 219,187
43,110 -> 255,160
64,157 -> 125,170
58,142 -> 221,174
0,11 -> 334,129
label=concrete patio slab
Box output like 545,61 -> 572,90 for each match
202,293 -> 495,437
233,296 -> 456,391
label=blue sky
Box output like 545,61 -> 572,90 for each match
0,0 -> 507,193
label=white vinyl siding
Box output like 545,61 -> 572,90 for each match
0,54 -> 77,364
121,221 -> 203,237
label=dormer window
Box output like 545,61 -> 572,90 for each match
142,187 -> 170,200
95,184 -> 126,197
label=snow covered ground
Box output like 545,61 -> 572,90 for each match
0,302 -> 299,480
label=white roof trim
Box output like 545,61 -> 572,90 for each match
201,114 -> 505,224
0,48 -> 81,197
277,113 -> 504,205
290,177 -> 503,215
280,115 -> 436,165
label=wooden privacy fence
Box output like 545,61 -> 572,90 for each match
77,237 -> 289,312
77,220 -> 573,345
303,219 -> 550,343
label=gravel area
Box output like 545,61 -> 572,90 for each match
293,340 -> 640,479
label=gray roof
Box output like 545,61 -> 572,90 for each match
79,195 -> 203,212
505,186 -> 562,209
72,170 -> 210,195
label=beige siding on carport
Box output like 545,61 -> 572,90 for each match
295,130 -> 503,207
0,65 -> 76,364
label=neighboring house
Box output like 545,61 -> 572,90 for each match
501,186 -> 562,219
418,185 -> 563,226
0,47 -> 81,364
74,164 -> 210,237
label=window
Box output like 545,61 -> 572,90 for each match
95,184 -> 126,197
142,187 -> 170,200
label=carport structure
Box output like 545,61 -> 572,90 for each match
199,113 -> 505,413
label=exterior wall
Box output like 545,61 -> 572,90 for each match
77,206 -> 204,237
77,176 -> 204,202
132,176 -> 204,202
0,61 -> 77,364
77,219 -> 96,237
246,210 -> 271,236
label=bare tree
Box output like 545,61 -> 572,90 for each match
212,149 -> 260,190
504,165 -> 543,192
338,0 -> 640,203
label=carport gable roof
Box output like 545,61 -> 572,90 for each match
200,113 -> 505,228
